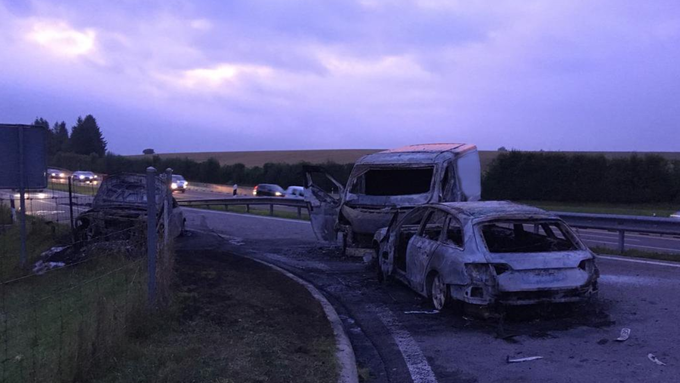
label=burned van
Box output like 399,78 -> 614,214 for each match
304,144 -> 481,251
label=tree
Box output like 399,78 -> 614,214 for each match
497,146 -> 508,152
53,121 -> 69,153
70,115 -> 107,157
143,148 -> 155,155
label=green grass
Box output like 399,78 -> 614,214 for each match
194,204 -> 311,221
0,207 -> 157,383
46,180 -> 99,196
592,246 -> 680,262
519,201 -> 677,217
89,249 -> 338,383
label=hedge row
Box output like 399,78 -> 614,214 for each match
482,151 -> 680,203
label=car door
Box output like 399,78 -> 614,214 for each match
428,215 -> 467,285
303,166 -> 345,242
406,208 -> 446,289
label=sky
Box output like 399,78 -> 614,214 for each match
0,0 -> 678,155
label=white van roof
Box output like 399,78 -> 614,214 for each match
355,143 -> 477,165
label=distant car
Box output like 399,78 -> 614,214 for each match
253,184 -> 285,197
72,171 -> 98,183
374,201 -> 599,310
285,186 -> 305,199
170,175 -> 188,193
671,211 -> 680,219
48,168 -> 67,179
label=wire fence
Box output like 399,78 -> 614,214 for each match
0,171 -> 172,383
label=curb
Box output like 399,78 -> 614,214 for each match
249,258 -> 359,383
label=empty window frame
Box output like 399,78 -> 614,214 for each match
480,220 -> 579,253
350,167 -> 434,196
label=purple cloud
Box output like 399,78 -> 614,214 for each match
0,0 -> 678,154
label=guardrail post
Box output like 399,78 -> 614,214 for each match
146,167 -> 157,309
164,168 -> 172,246
224,204 -> 229,212
246,204 -> 250,213
618,230 -> 625,254
269,204 -> 274,216
297,206 -> 302,219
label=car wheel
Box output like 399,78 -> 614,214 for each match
430,273 -> 448,311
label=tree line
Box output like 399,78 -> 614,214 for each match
34,115 -> 107,158
482,151 -> 680,204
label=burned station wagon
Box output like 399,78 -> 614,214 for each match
373,202 -> 599,309
304,144 -> 481,252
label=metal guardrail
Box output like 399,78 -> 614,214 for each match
178,197 -> 308,218
556,212 -> 680,253
178,198 -> 680,253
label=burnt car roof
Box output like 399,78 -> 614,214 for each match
432,201 -> 557,220
355,143 -> 477,166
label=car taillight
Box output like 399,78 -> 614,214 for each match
465,264 -> 494,285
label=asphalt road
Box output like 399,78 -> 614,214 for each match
181,208 -> 680,383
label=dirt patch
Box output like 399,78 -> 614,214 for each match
91,248 -> 338,383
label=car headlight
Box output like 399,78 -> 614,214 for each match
171,183 -> 178,189
184,182 -> 188,186
253,190 -> 257,195
79,175 -> 85,179
94,175 -> 98,178
59,173 -> 65,177
465,264 -> 494,285
275,191 -> 282,196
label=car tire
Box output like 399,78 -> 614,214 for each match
429,272 -> 448,311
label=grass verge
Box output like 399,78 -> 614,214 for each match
593,246 -> 680,262
0,213 -> 150,382
47,180 -> 99,196
520,201 -> 677,217
89,247 -> 338,383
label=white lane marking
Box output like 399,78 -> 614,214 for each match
583,239 -> 679,252
183,207 -> 310,224
373,306 -> 438,383
598,255 -> 680,268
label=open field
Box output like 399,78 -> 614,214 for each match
129,149 -> 680,171
129,149 -> 383,167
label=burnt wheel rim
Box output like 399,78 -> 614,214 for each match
431,274 -> 446,310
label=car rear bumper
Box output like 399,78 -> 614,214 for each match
451,281 -> 598,306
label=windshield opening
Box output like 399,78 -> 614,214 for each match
480,220 -> 579,253
350,167 -> 433,196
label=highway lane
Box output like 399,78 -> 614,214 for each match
181,208 -> 680,383
4,186 -> 678,254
